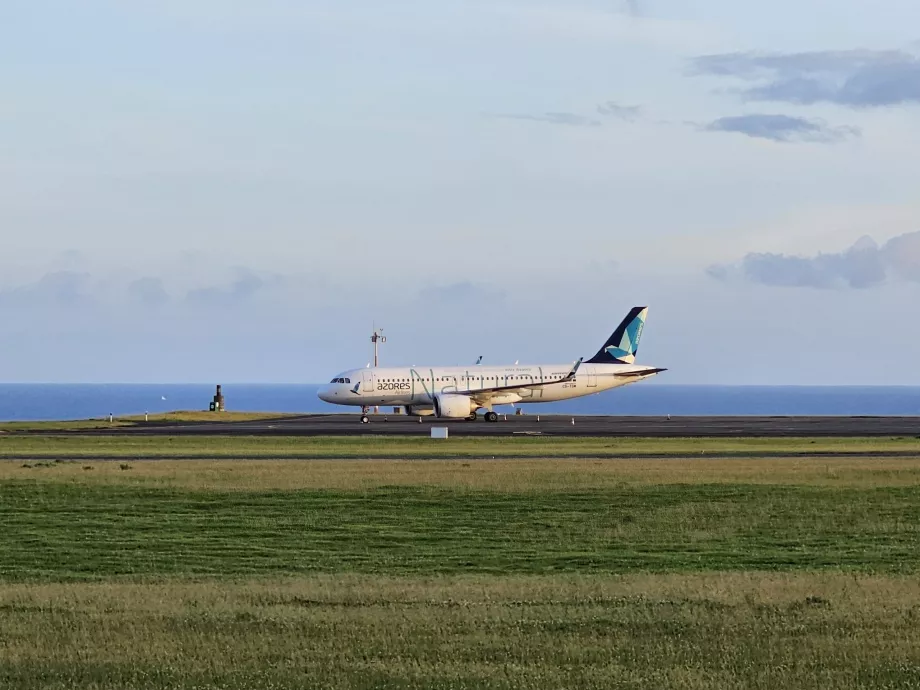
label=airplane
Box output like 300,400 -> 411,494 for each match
317,307 -> 665,423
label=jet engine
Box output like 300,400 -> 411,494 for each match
432,394 -> 474,419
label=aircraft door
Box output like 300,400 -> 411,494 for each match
362,370 -> 375,393
587,367 -> 597,388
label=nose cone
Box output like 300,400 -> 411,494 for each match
317,386 -> 332,403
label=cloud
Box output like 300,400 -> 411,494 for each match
704,114 -> 859,143
883,231 -> 920,282
491,112 -> 602,127
704,264 -> 730,282
491,102 -> 649,129
0,267 -> 298,313
597,102 -> 643,121
710,232 -> 920,289
690,49 -> 920,107
0,271 -> 94,307
128,277 -> 170,306
185,269 -> 283,306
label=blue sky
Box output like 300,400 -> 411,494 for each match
1,1 -> 919,384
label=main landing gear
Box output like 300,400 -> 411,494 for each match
360,414 -> 369,424
484,411 -> 499,423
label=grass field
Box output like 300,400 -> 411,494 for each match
2,433 -> 919,458
3,573 -> 920,690
3,452 -> 920,688
6,455 -> 920,490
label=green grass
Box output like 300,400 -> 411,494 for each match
4,456 -> 920,688
1,434 -> 919,458
2,574 -> 920,689
2,480 -> 919,580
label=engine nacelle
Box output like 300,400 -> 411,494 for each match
432,394 -> 474,419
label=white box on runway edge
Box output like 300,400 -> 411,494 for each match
431,427 -> 449,439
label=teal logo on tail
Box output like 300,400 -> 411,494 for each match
586,307 -> 648,365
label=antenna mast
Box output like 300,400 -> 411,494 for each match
370,325 -> 386,367
369,325 -> 387,416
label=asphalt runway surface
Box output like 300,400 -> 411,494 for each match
74,414 -> 920,437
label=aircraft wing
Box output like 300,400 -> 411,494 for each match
465,358 -> 583,404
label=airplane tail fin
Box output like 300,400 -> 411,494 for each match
586,307 -> 648,365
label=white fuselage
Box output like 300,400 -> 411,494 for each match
317,362 -> 659,409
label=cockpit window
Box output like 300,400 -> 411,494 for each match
344,378 -> 351,384
330,378 -> 338,383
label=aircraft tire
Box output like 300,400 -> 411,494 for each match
485,411 -> 499,423
360,415 -> 369,424
466,412 -> 477,421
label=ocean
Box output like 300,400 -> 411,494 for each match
1,384 -> 919,421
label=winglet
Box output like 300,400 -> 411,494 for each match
564,357 -> 584,381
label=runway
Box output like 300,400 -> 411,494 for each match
71,414 -> 920,437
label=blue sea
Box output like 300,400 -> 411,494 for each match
1,384 -> 919,421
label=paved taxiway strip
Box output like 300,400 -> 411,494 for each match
56,414 -> 920,437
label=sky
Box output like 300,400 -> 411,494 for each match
1,0 -> 919,384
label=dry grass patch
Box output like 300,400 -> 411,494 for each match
4,456 -> 920,491
124,411 -> 298,423
0,411 -> 296,432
